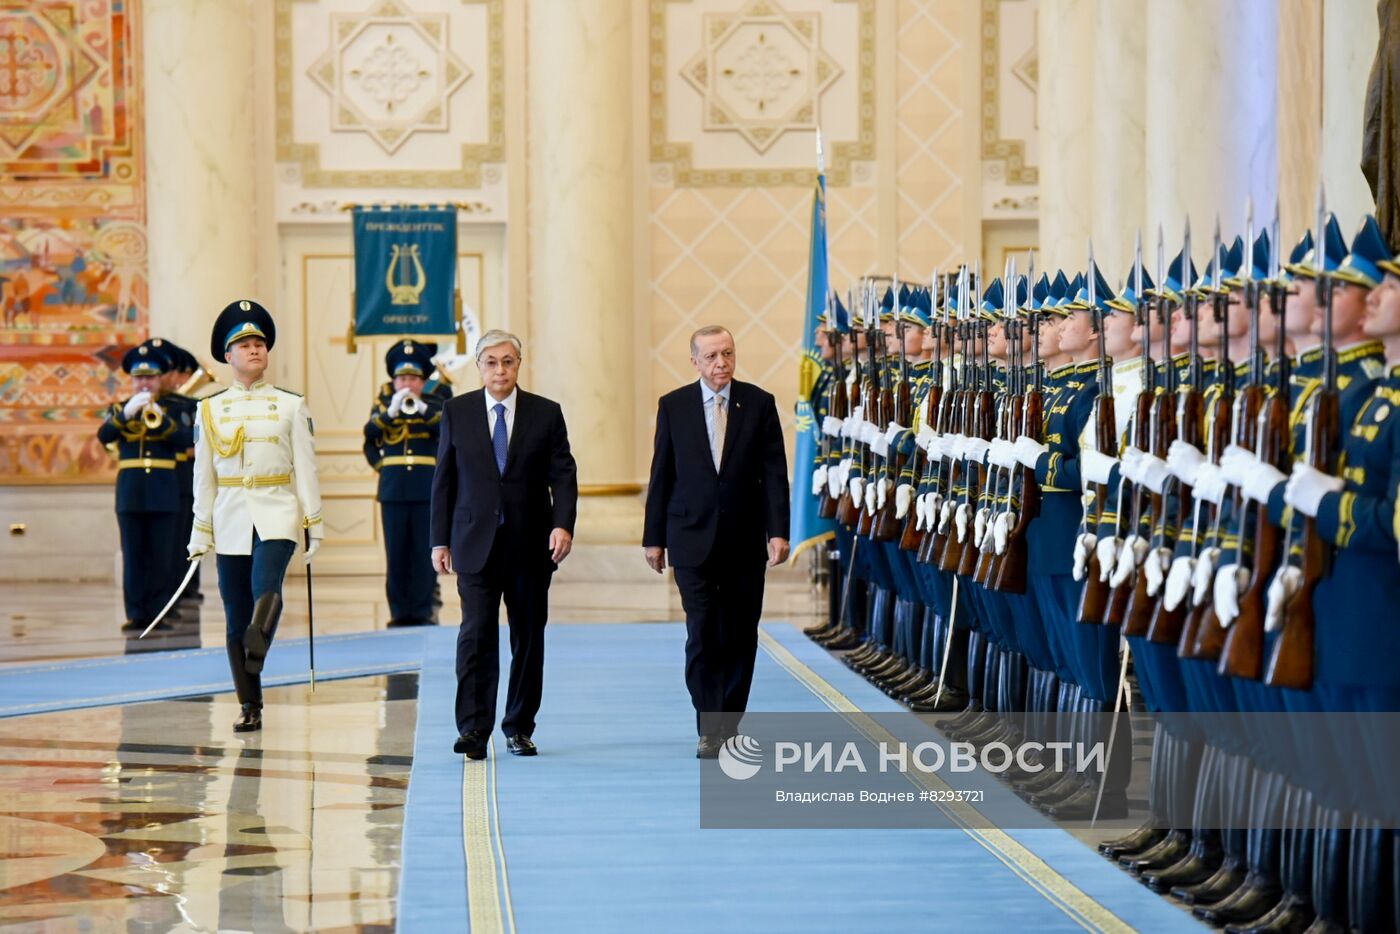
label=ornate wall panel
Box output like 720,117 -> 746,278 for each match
274,0 -> 505,219
981,0 -> 1039,218
650,0 -> 874,188
0,0 -> 146,484
895,0 -> 969,280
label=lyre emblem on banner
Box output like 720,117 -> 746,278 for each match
385,244 -> 427,305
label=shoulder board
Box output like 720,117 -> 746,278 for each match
1338,341 -> 1385,365
1361,357 -> 1386,380
205,387 -> 230,400
275,386 -> 304,397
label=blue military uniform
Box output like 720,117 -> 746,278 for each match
98,344 -> 193,631
364,340 -> 444,626
145,339 -> 200,605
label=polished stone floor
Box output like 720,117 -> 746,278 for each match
0,673 -> 417,932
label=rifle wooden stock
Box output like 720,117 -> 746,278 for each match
1078,393 -> 1117,624
954,388 -> 994,576
1179,385 -> 1234,657
974,393 -> 1019,585
1219,390 -> 1290,679
1266,391 -> 1339,690
818,359 -> 849,520
1146,383 -> 1204,645
1124,388 -> 1177,638
992,386 -> 1042,593
923,384 -> 962,566
1106,391 -> 1154,625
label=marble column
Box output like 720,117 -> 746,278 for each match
1091,0 -> 1147,281
1322,0 -> 1379,230
526,0 -> 635,486
143,0 -> 259,363
1037,0 -> 1096,273
1145,0 -> 1278,249
1277,0 -> 1322,241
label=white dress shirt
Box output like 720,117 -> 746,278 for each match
485,387 -> 518,444
700,379 -> 731,467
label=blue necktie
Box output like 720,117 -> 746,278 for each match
492,402 -> 508,474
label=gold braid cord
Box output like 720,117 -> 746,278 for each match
201,399 -> 246,458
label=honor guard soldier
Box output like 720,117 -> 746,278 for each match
188,301 -> 324,733
364,339 -> 442,627
99,343 -> 193,634
144,339 -> 201,608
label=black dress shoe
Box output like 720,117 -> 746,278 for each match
121,618 -> 145,632
1119,830 -> 1191,873
1195,879 -> 1282,924
454,730 -> 488,760
696,736 -> 723,759
1172,858 -> 1247,904
1223,894 -> 1313,934
234,703 -> 262,733
506,734 -> 537,756
1045,786 -> 1128,821
1141,848 -> 1223,892
1100,824 -> 1166,859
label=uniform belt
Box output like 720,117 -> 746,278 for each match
217,473 -> 292,489
379,455 -> 437,468
118,458 -> 177,470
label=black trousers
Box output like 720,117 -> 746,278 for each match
453,532 -> 552,737
117,511 -> 176,624
382,501 -> 434,622
673,556 -> 767,738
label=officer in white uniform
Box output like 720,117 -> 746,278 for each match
187,300 -> 323,732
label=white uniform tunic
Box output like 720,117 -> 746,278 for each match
189,380 -> 324,556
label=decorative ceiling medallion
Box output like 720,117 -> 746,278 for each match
307,0 -> 470,155
681,0 -> 841,155
0,4 -> 102,158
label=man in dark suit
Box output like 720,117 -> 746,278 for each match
643,325 -> 790,758
430,330 -> 578,760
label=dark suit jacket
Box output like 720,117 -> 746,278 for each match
643,379 -> 789,568
430,388 -> 578,575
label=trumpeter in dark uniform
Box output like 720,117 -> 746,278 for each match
99,343 -> 193,633
364,339 -> 443,627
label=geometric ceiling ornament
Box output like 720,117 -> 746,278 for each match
680,0 -> 841,155
306,0 -> 470,155
0,4 -> 103,159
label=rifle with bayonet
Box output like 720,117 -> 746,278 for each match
875,281 -> 913,542
1079,241 -> 1117,622
856,288 -> 883,537
901,276 -> 942,552
835,284 -> 865,528
1220,211 -> 1289,679
992,254 -> 1041,595
976,259 -> 1018,585
819,292 -> 847,520
927,266 -> 971,566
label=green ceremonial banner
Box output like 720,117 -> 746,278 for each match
350,206 -> 458,347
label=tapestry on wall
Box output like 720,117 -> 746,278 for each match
0,0 -> 146,484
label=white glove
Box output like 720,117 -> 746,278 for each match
840,417 -> 856,440
830,460 -> 849,498
954,502 -> 971,542
1096,536 -> 1122,582
1265,565 -> 1302,632
1167,440 -> 1207,486
877,477 -> 892,510
1194,463 -> 1227,505
864,481 -> 878,515
388,387 -> 411,418
989,438 -> 1017,469
187,542 -> 211,559
964,438 -> 991,464
1283,463 -> 1344,518
1143,546 -> 1173,596
916,428 -> 935,452
822,415 -> 843,438
885,422 -> 907,445
122,390 -> 153,420
304,537 -> 321,563
1213,564 -> 1250,627
849,476 -> 865,506
993,510 -> 1013,554
933,434 -> 954,460
812,465 -> 828,497
1014,435 -> 1049,469
1219,444 -> 1257,486
1119,447 -> 1146,483
1071,532 -> 1097,582
1137,454 -> 1173,495
1163,555 -> 1196,611
864,421 -> 883,445
1192,546 -> 1221,607
974,506 -> 991,550
948,433 -> 969,460
896,483 -> 913,519
1082,448 -> 1119,486
871,434 -> 890,458
936,496 -> 954,534
1242,462 -> 1286,505
1110,534 -> 1147,588
915,491 -> 930,530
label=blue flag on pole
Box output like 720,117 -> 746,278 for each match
788,162 -> 836,564
351,206 -> 458,341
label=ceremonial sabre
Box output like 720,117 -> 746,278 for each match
933,577 -> 961,709
1091,642 -> 1132,826
305,529 -> 317,692
139,559 -> 200,639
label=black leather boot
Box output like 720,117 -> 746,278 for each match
234,702 -> 262,732
242,591 -> 284,675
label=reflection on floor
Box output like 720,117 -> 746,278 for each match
0,574 -> 827,666
0,674 -> 418,932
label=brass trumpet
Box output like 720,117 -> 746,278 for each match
177,365 -> 220,397
401,394 -> 424,416
141,401 -> 165,430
